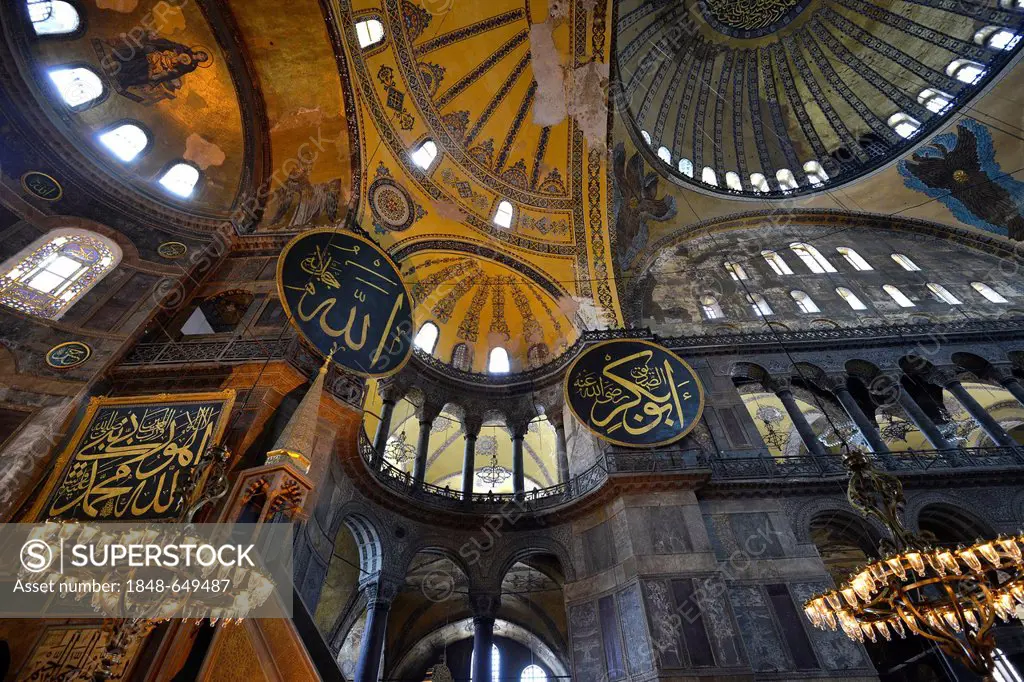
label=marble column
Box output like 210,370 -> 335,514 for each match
461,418 -> 482,502
553,420 -> 569,483
998,373 -> 1024,411
823,374 -> 891,454
896,383 -> 953,450
944,379 -> 1017,448
373,398 -> 397,456
470,594 -> 499,682
412,417 -> 432,487
770,379 -> 827,458
354,579 -> 397,682
511,430 -> 526,495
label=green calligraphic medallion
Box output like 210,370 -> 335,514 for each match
564,339 -> 705,448
21,171 -> 63,202
277,228 -> 413,377
45,341 -> 92,369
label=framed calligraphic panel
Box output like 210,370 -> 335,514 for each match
29,391 -> 235,521
277,228 -> 413,377
564,340 -> 705,448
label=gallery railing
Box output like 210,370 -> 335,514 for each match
357,434 -> 1024,513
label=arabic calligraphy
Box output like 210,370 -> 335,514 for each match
565,340 -> 704,447
46,341 -> 92,369
277,228 -> 413,377
41,394 -> 233,521
21,171 -> 64,201
701,0 -> 803,32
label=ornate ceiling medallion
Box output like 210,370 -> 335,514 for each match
369,167 -> 425,234
698,0 -> 811,37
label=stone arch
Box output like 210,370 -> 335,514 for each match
902,491 -> 996,537
326,503 -> 391,579
494,535 -> 576,585
792,496 -> 888,545
916,501 -> 997,545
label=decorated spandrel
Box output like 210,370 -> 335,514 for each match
31,392 -> 234,521
277,228 -> 413,376
564,340 -> 705,448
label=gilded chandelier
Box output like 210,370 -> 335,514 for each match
804,449 -> 1024,678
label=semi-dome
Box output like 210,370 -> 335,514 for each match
615,0 -> 1024,197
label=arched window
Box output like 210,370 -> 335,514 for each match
521,664 -> 547,682
29,0 -> 80,35
451,343 -> 472,371
762,250 -> 793,275
947,59 -> 987,84
724,261 -> 747,281
0,228 -> 121,320
975,26 -> 1021,50
355,18 -> 385,48
657,146 -> 672,164
746,293 -> 773,317
700,295 -> 724,319
836,287 -> 867,310
972,281 -> 1008,303
678,158 -> 694,177
891,253 -> 921,271
159,162 -> 200,198
791,290 -> 820,313
776,169 -> 798,192
918,88 -> 953,114
1000,0 -> 1024,8
413,321 -> 439,353
883,284 -> 915,307
48,66 -> 104,110
790,243 -> 837,273
750,172 -> 770,193
98,123 -> 149,162
803,161 -> 829,186
641,130 -> 651,145
725,171 -> 743,191
837,247 -> 872,271
888,112 -> 920,139
488,347 -> 510,373
470,644 -> 501,682
927,283 -> 962,305
493,200 -> 514,228
701,167 -> 718,186
411,139 -> 438,169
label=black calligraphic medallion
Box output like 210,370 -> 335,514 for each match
564,339 -> 705,448
21,171 -> 63,202
277,228 -> 413,377
45,341 -> 92,369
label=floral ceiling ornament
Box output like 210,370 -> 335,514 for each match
612,143 -> 677,270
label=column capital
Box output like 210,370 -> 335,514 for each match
763,375 -> 793,393
816,372 -> 850,394
377,378 -> 407,404
416,399 -> 445,424
922,367 -> 960,388
462,416 -> 483,439
505,415 -> 534,439
469,592 -> 501,619
363,574 -> 403,608
989,364 -> 1020,386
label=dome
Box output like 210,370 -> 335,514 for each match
615,0 -> 1024,197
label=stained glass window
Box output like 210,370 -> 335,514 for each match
0,230 -> 120,319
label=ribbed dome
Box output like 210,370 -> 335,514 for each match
615,0 -> 1024,197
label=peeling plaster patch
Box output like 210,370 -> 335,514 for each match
569,61 -> 609,150
270,107 -> 325,134
95,0 -> 139,12
567,296 -> 605,330
530,22 -> 568,127
183,133 -> 226,169
432,199 -> 467,223
548,0 -> 571,21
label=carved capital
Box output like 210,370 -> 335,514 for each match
817,372 -> 851,394
763,375 -> 793,394
363,574 -> 403,608
462,416 -> 484,439
989,363 -> 1018,385
468,592 -> 501,619
416,399 -> 445,425
922,366 -> 960,388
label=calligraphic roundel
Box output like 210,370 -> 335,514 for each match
277,228 -> 414,377
564,340 -> 705,448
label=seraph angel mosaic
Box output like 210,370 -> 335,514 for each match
899,119 -> 1024,241
612,143 -> 678,270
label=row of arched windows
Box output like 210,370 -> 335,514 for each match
639,19 -> 1020,192
413,321 -> 512,373
728,244 -> 917,280
701,281 -> 1007,320
27,3 -> 201,198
